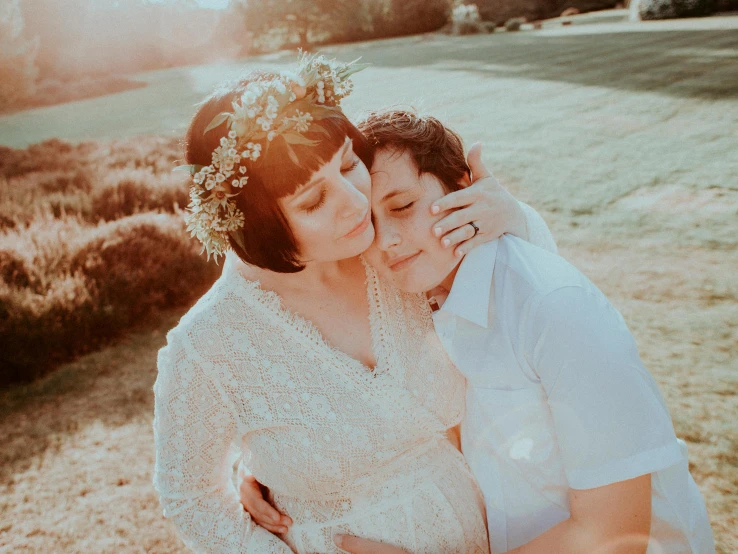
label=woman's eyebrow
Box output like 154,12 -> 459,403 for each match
380,189 -> 407,203
302,141 -> 352,190
292,177 -> 326,202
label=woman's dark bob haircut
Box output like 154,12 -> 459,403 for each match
184,72 -> 372,273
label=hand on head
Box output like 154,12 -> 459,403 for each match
430,142 -> 528,258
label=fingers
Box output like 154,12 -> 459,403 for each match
453,234 -> 490,258
239,476 -> 292,533
430,174 -> 503,216
430,186 -> 477,215
433,205 -> 482,239
252,496 -> 291,532
440,222 -> 477,255
466,142 -> 491,181
257,520 -> 290,534
334,534 -> 364,553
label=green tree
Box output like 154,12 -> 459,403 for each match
0,0 -> 39,111
235,0 -> 375,50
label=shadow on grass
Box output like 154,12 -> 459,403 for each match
349,28 -> 738,100
0,307 -> 185,483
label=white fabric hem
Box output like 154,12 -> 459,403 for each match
567,440 -> 684,490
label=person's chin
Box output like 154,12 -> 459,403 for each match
345,225 -> 376,257
393,270 -> 438,294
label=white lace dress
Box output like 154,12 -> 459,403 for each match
153,253 -> 491,553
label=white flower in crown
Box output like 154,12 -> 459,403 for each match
176,52 -> 368,262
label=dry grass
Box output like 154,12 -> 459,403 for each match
0,76 -> 147,117
0,205 -> 734,552
0,137 -> 220,385
0,19 -> 736,554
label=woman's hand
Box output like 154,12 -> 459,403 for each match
334,535 -> 410,553
431,142 -> 528,258
238,470 -> 292,534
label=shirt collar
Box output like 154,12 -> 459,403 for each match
439,240 -> 498,328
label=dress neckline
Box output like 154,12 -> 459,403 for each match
225,253 -> 386,376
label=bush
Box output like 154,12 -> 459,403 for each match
0,137 -> 184,228
91,169 -> 188,222
381,0 -> 452,37
0,136 -> 221,387
238,0 -> 453,49
505,17 -> 525,31
638,0 -> 715,18
473,0 -> 616,25
0,213 -> 220,386
19,75 -> 146,114
452,4 -> 482,23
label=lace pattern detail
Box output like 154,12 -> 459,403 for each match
153,254 -> 487,553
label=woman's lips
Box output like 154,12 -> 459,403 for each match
343,210 -> 371,239
388,252 -> 420,272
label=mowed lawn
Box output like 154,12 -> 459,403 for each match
1,16 -> 737,553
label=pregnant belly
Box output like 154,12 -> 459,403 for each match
276,442 -> 490,554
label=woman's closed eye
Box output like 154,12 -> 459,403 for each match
341,158 -> 360,173
391,201 -> 415,213
305,188 -> 326,213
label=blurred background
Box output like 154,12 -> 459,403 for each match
1,0 -> 736,552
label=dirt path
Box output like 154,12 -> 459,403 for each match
1,15 -> 737,554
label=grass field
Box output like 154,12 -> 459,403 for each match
1,15 -> 737,553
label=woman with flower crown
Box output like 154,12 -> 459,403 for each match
152,55 -> 555,553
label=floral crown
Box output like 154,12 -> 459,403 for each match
175,53 -> 366,262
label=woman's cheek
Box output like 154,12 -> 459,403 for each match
352,163 -> 372,198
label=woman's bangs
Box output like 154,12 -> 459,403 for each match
254,114 -> 356,199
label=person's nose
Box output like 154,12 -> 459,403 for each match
373,214 -> 401,252
338,176 -> 368,220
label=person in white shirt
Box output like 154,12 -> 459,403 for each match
360,110 -> 715,554
239,109 -> 715,554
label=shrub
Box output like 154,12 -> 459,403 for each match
638,0 -> 715,18
0,136 -> 222,386
0,213 -> 220,386
452,4 -> 482,23
505,17 -> 525,31
0,137 -> 184,228
22,75 -> 145,113
91,169 -> 188,222
382,0 -> 452,37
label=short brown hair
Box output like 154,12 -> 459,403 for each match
357,108 -> 468,194
184,72 -> 371,273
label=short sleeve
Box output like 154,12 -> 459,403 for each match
525,285 -> 683,490
153,332 -> 293,554
519,201 -> 558,255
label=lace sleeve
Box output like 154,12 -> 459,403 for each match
519,201 -> 558,254
153,332 -> 293,554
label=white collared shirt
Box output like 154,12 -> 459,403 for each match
432,236 -> 715,554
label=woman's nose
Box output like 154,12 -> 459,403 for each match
374,217 -> 401,251
339,178 -> 368,219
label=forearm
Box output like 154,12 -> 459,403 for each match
508,476 -> 652,554
509,515 -> 651,554
507,517 -> 624,554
